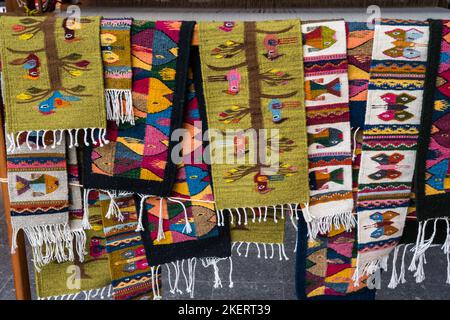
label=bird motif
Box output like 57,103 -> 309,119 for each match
224,69 -> 241,95
9,53 -> 41,80
268,99 -> 300,124
262,34 -> 297,61
254,172 -> 284,194
219,21 -> 236,32
37,91 -> 80,115
89,237 -> 106,259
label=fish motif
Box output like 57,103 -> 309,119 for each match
303,25 -> 337,52
383,28 -> 424,59
368,153 -> 409,180
376,92 -> 415,122
432,112 -> 450,148
16,174 -> 59,197
364,211 -> 400,238
185,165 -> 210,196
308,127 -> 343,149
101,32 -> 120,64
308,168 -> 343,190
118,247 -> 149,273
153,30 -> 178,65
37,91 -> 80,115
305,77 -> 341,101
426,159 -> 450,191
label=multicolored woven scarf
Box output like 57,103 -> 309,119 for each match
95,192 -> 160,300
301,20 -> 354,237
7,132 -> 71,268
347,22 -> 374,129
0,16 -> 107,149
139,57 -> 231,267
35,192 -> 111,299
296,215 -> 375,300
411,19 -> 450,283
83,20 -> 195,197
355,19 -> 429,282
347,22 -> 374,208
101,18 -> 134,124
198,19 -> 309,213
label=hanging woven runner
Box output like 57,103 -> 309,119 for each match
35,189 -> 111,300
295,215 -> 375,300
354,19 -> 430,282
96,192 -> 161,300
101,18 -> 134,124
0,16 -> 107,149
198,19 -> 309,217
301,20 -> 354,237
83,20 -> 195,199
6,131 -> 72,268
139,53 -> 231,278
411,19 -> 450,284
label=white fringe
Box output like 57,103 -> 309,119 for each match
353,254 -> 389,286
11,223 -> 74,270
231,241 -> 289,261
104,89 -> 134,125
408,218 -> 450,284
200,256 -> 231,289
6,128 -> 109,152
308,211 -> 356,239
82,188 -> 93,230
38,285 -> 112,300
217,203 -> 301,227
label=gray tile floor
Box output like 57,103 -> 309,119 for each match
1,194 -> 449,300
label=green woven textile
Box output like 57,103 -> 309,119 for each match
199,20 -> 309,211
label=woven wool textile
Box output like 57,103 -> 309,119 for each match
83,20 -> 195,196
347,22 -> 374,129
35,198 -> 110,299
101,18 -> 134,124
139,54 -> 231,265
96,192 -> 160,300
296,215 -> 375,300
302,20 -> 354,236
198,19 -> 309,211
7,133 -> 70,268
0,16 -> 106,143
415,20 -> 450,221
355,19 -> 429,280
